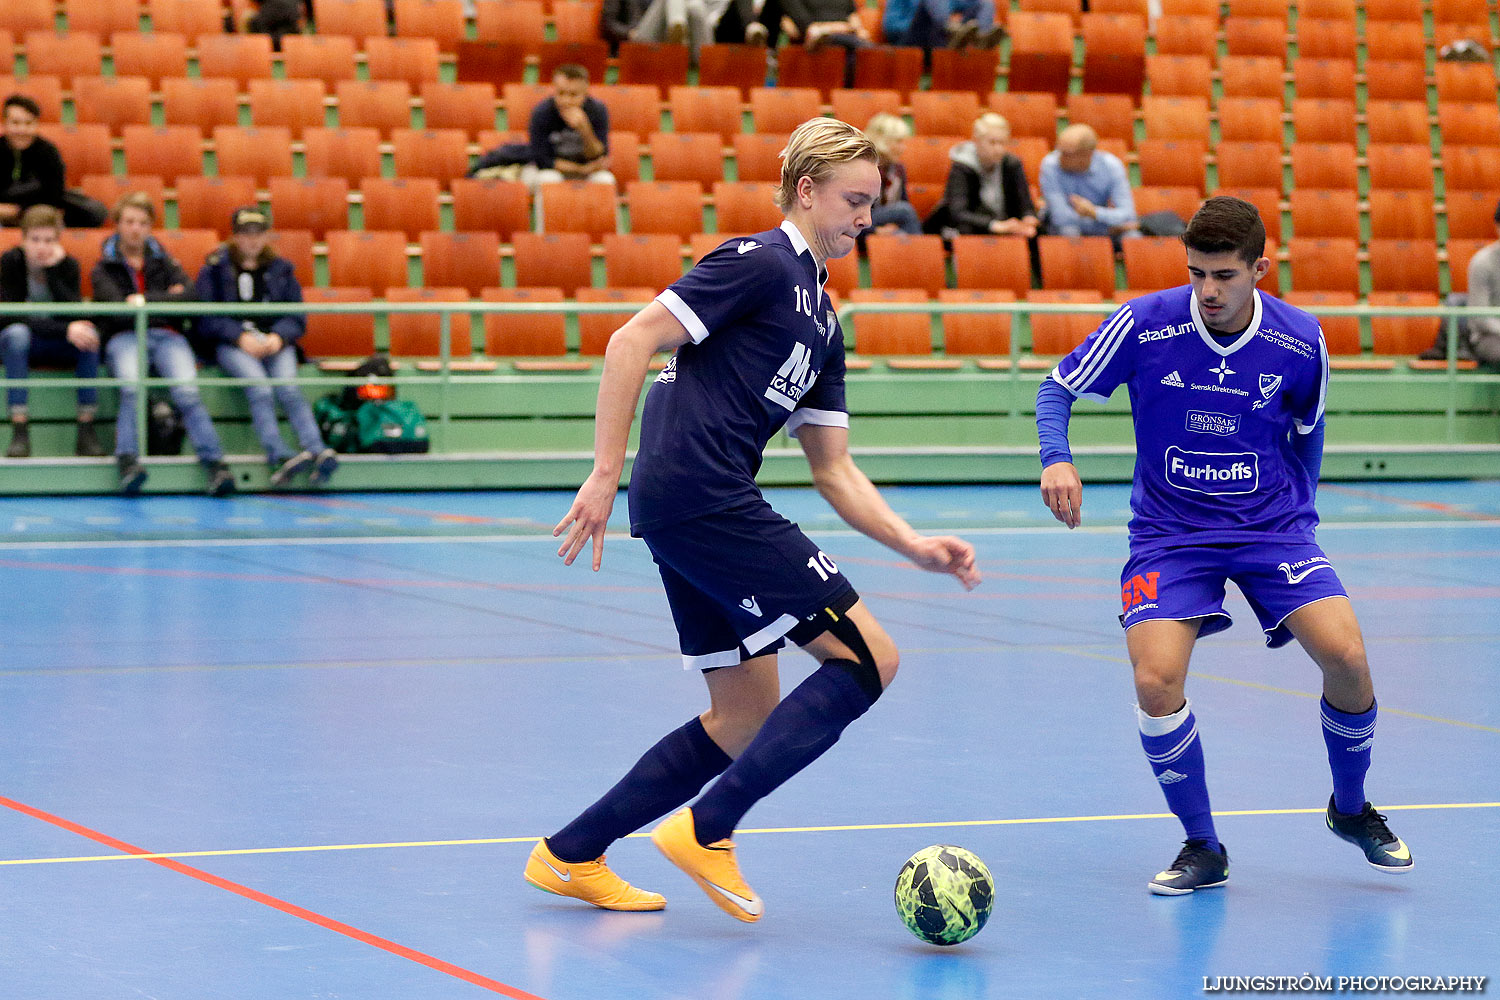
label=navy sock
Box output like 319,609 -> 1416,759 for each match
1138,701 -> 1219,851
691,659 -> 878,846
548,715 -> 732,864
1321,696 -> 1376,815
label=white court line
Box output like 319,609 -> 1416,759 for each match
0,518 -> 1495,551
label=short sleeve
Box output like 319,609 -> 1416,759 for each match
1048,302 -> 1137,402
1292,329 -> 1330,434
655,243 -> 778,344
785,332 -> 848,438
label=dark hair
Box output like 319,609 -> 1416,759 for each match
1182,196 -> 1266,266
3,94 -> 42,119
552,63 -> 589,83
1493,198 -> 1500,225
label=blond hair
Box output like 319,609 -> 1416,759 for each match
774,117 -> 879,211
113,191 -> 156,223
864,112 -> 911,160
19,204 -> 63,233
973,112 -> 1010,141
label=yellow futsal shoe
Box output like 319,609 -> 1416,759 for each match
523,839 -> 666,911
650,808 -> 764,923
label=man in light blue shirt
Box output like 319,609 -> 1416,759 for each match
1039,123 -> 1140,247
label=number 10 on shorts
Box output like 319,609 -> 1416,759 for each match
807,550 -> 839,581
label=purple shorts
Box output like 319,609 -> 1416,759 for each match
1119,540 -> 1348,648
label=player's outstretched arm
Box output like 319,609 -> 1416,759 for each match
1040,461 -> 1083,529
555,302 -> 691,570
797,423 -> 981,590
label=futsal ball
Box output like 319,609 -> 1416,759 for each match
894,845 -> 994,946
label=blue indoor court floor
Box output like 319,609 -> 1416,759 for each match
0,482 -> 1496,1000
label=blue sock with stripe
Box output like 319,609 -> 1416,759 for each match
1138,701 -> 1219,851
1321,696 -> 1376,815
547,716 -> 732,864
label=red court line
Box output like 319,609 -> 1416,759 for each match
0,794 -> 546,1000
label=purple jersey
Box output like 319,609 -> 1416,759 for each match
628,221 -> 849,534
1048,285 -> 1329,549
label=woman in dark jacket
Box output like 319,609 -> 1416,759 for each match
936,112 -> 1039,237
194,206 -> 335,487
864,113 -> 921,235
0,204 -> 104,457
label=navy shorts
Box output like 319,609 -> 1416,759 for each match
641,501 -> 856,670
1119,540 -> 1349,648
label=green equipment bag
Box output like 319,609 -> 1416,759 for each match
354,397 -> 430,453
314,395 -> 359,453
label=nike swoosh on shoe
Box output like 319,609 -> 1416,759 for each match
703,879 -> 763,917
541,858 -> 572,882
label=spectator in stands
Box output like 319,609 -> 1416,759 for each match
1424,198 -> 1500,366
245,0 -> 303,51
603,0 -> 653,52
1039,123 -> 1140,247
623,0 -> 749,61
0,94 -> 107,230
195,207 -> 338,488
524,65 -> 615,198
91,192 -> 234,497
777,0 -> 871,87
882,0 -> 1002,52
934,113 -> 1038,238
0,205 -> 104,458
863,113 -> 921,236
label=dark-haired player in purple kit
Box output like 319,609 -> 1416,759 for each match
1035,196 -> 1412,895
523,118 -> 981,922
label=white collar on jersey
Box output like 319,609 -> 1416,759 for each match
1190,288 -> 1262,356
779,219 -> 829,307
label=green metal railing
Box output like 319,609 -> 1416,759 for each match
2,298 -> 1497,448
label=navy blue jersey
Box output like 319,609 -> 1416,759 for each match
629,221 -> 849,534
1049,286 -> 1329,549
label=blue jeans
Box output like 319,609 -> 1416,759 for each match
215,342 -> 326,462
1,322 -> 101,409
870,200 -> 922,234
106,328 -> 224,462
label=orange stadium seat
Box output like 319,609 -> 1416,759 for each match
301,287 -> 377,359
910,92 -> 982,139
603,233 -> 684,291
729,132 -> 786,184
1292,59 -> 1356,102
337,81 -> 414,135
473,0 -> 546,46
751,87 -> 821,136
853,46 -> 925,101
1227,0 -> 1288,19
365,37 -> 442,89
327,230 -> 409,294
599,85 -> 661,140
1365,102 -> 1431,146
1136,140 -> 1207,191
269,177 -> 350,238
175,175 -> 258,232
929,48 -> 1001,96
1080,13 -> 1147,98
1160,0 -> 1217,19
248,80 -> 328,136
829,90 -> 902,132
1368,238 -> 1440,294
420,230 -> 501,294
454,41 -> 528,86
688,233 -> 725,263
619,180 -> 698,239
1091,0 -> 1149,13
502,83 -> 553,130
1215,99 -> 1284,146
773,46 -> 844,99
1300,0 -> 1355,19
1134,186 -> 1202,221
1446,240 -> 1488,294
1151,16 -> 1215,60
693,44 -> 764,98
650,132 -> 725,187
1143,96 -> 1210,144
1362,20 -> 1425,63
1065,94 -> 1135,148
1,76 -> 63,123
360,177 -> 441,239
536,41 -> 609,81
121,124 -> 203,181
1282,291 -> 1360,355
903,136 -> 964,186
712,181 -> 781,235
214,126 -> 295,185
1295,20 -> 1357,60
605,131 -> 641,186
1019,0 -> 1083,27
1219,57 -> 1285,101
1368,292 -> 1440,355
1290,143 -> 1357,191
867,234 -> 947,297
1438,103 -> 1500,148
390,129 -> 470,186
46,124 -> 113,185
1123,237 -> 1188,289
1214,187 -> 1283,238
1,0 -> 55,33
1224,19 -> 1286,60
1366,144 -> 1434,191
393,0 -> 466,51
154,229 -> 221,275
1027,290 -> 1107,355
1145,55 -> 1212,101
78,174 -> 165,224
282,35 -> 360,83
161,77 -> 239,132
953,235 -> 1032,296
513,231 -> 592,294
1432,0 -> 1485,25
22,31 -> 103,85
72,76 -> 152,132
1445,191 -> 1500,240
193,34 -> 273,86
939,289 -> 1015,356
823,251 -> 859,298
386,287 -> 474,358
110,32 -> 189,85
447,177 -> 529,238
1364,60 -> 1428,103
668,86 -> 742,143
1292,99 -> 1357,145
65,0 -> 140,35
481,287 -> 568,357
419,82 -> 497,137
848,289 -> 933,356
616,41 -> 690,97
268,230 -> 315,287
1215,142 -> 1283,190
1005,13 -> 1074,97
1038,235 -> 1115,295
985,92 -> 1058,142
551,1 -> 604,44
539,180 -> 617,240
1287,237 -> 1359,294
314,0 -> 388,44
1288,188 -> 1359,240
302,127 -> 383,187
576,287 -> 654,355
1368,190 -> 1436,240
1442,146 -> 1500,193
59,230 -> 104,293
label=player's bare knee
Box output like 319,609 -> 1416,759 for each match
1317,636 -> 1369,683
1133,664 -> 1187,715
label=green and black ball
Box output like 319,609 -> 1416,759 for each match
894,844 -> 995,946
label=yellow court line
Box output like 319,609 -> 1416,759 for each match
4,802 -> 1496,868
